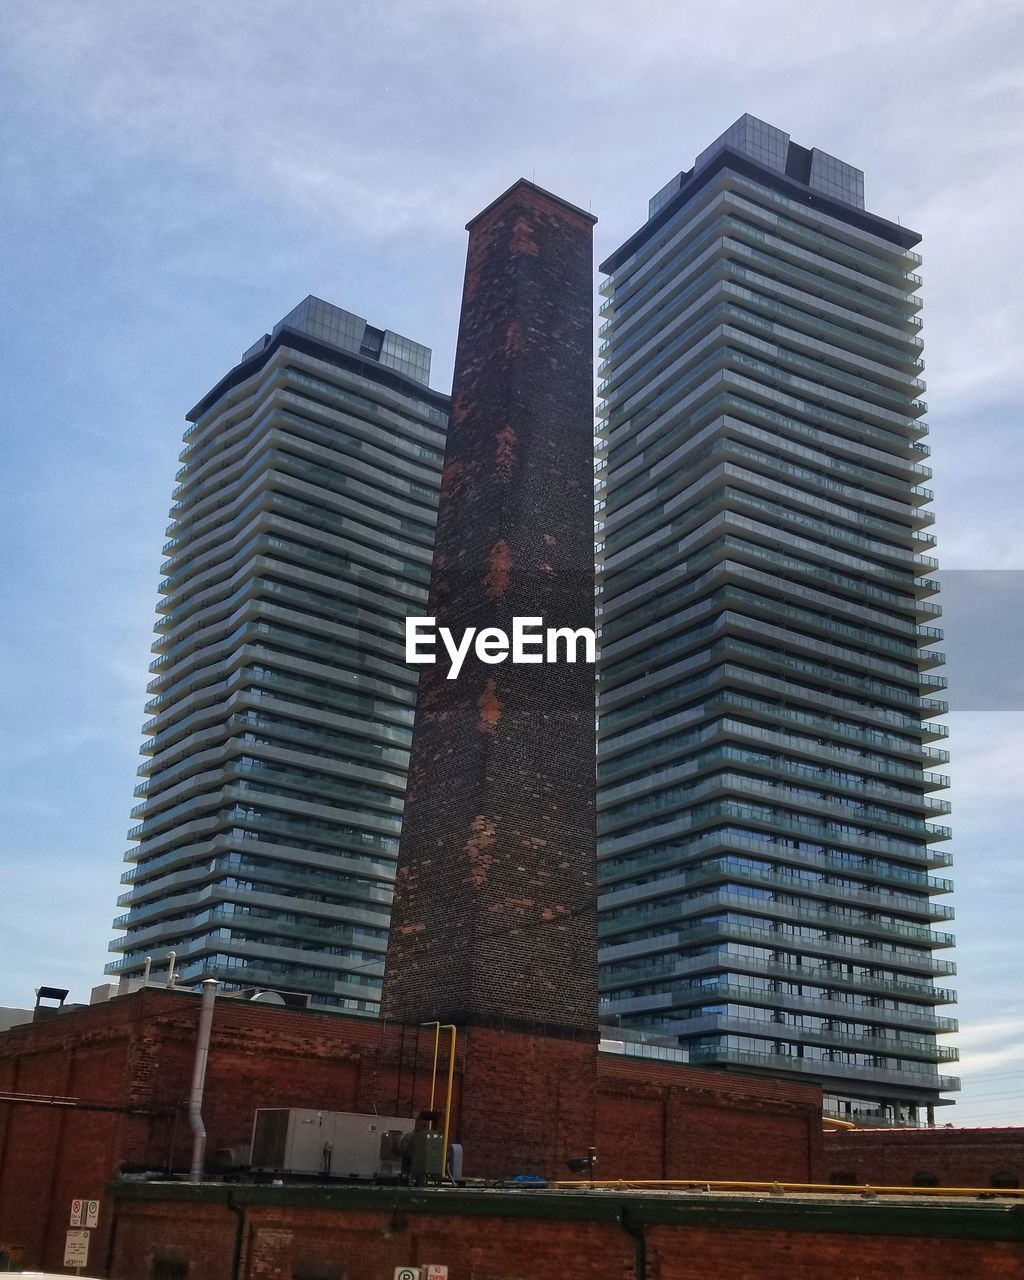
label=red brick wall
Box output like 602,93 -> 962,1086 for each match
0,999 -> 145,1271
598,1052 -> 823,1182
824,1127 -> 1024,1189
106,1191 -> 1024,1280
110,1200 -> 237,1280
0,989 -> 822,1272
456,1027 -> 598,1179
0,993 -> 442,1272
111,1200 -> 633,1280
645,1225 -> 1024,1280
598,1092 -> 666,1179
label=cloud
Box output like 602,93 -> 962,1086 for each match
3,1 -> 1024,1117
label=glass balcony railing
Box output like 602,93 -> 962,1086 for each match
600,715 -> 950,793
115,846 -> 398,916
599,856 -> 953,922
600,793 -> 949,868
602,691 -> 950,773
599,886 -> 955,949
603,981 -> 958,1034
685,1044 -> 959,1092
718,214 -> 924,309
666,1012 -> 957,1064
601,664 -> 946,746
605,532 -> 940,625
602,576 -> 939,677
602,743 -> 950,823
610,214 -> 923,365
601,948 -> 956,1005
604,393 -> 934,518
605,481 -> 938,579
604,438 -> 935,552
599,916 -> 957,976
734,243 -> 920,327
599,764 -> 951,843
612,637 -> 943,723
115,901 -> 391,954
724,180 -> 923,277
605,406 -> 934,519
598,829 -> 953,896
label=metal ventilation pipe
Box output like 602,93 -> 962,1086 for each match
166,951 -> 177,987
188,979 -> 218,1182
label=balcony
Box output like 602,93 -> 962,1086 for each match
599,857 -> 954,923
598,829 -> 954,897
599,887 -> 955,950
599,916 -> 957,977
686,1044 -> 959,1093
603,983 -> 959,1036
670,1012 -> 958,1064
599,767 -> 953,842
601,948 -> 956,1005
601,714 -> 951,794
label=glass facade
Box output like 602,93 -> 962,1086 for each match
596,118 -> 958,1122
106,297 -> 448,1012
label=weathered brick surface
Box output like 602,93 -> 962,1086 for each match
0,992 -> 432,1273
11,991 -> 1021,1278
241,1209 -> 631,1280
106,1188 -> 1024,1280
598,1053 -> 823,1182
109,1200 -> 236,1280
381,180 -> 598,1037
646,1224 -> 1024,1279
0,989 -> 829,1271
456,1026 -> 598,1178
824,1126 -> 1024,1188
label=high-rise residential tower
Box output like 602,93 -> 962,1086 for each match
107,297 -> 449,1012
595,116 -> 958,1125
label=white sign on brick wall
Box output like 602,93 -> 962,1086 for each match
64,1230 -> 90,1268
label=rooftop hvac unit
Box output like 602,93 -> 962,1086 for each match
251,1108 -> 414,1179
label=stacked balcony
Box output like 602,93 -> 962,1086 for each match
107,327 -> 447,1012
596,146 -> 956,1120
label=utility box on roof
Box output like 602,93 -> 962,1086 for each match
251,1108 -> 413,1179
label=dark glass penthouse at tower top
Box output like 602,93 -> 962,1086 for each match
595,116 -> 958,1124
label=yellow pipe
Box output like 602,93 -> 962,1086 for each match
420,1020 -> 441,1112
440,1023 -> 457,1177
822,1117 -> 857,1129
551,1177 -> 1024,1198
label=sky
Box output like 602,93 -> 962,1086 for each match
1,0 -> 1023,1126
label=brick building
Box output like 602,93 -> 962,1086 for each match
0,986 -> 824,1272
824,1125 -> 1024,1189
103,1182 -> 1024,1280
